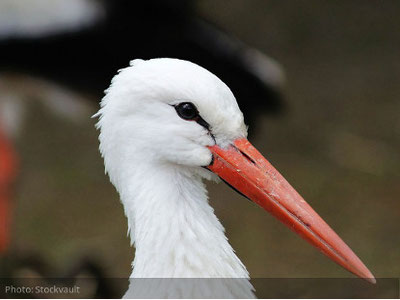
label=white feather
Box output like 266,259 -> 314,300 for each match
96,58 -> 254,298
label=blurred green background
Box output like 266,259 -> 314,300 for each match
1,0 -> 399,296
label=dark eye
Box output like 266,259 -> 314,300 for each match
175,102 -> 199,120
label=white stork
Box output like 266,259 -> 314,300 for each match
95,58 -> 374,298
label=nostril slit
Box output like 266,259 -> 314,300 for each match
239,150 -> 256,165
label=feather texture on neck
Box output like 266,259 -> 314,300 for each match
120,162 -> 249,279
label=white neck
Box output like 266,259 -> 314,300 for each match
119,162 -> 249,278
119,163 -> 255,298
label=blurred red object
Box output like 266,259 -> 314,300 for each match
0,122 -> 17,253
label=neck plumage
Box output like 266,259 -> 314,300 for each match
119,163 -> 249,278
117,162 -> 255,298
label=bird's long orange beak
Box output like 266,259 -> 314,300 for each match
207,138 -> 375,283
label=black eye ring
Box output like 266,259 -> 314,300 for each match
174,102 -> 199,120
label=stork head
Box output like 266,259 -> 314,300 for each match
96,58 -> 246,180
95,58 -> 374,283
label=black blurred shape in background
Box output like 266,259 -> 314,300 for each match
0,0 -> 284,130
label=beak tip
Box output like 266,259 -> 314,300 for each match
357,268 -> 376,284
366,276 -> 377,285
